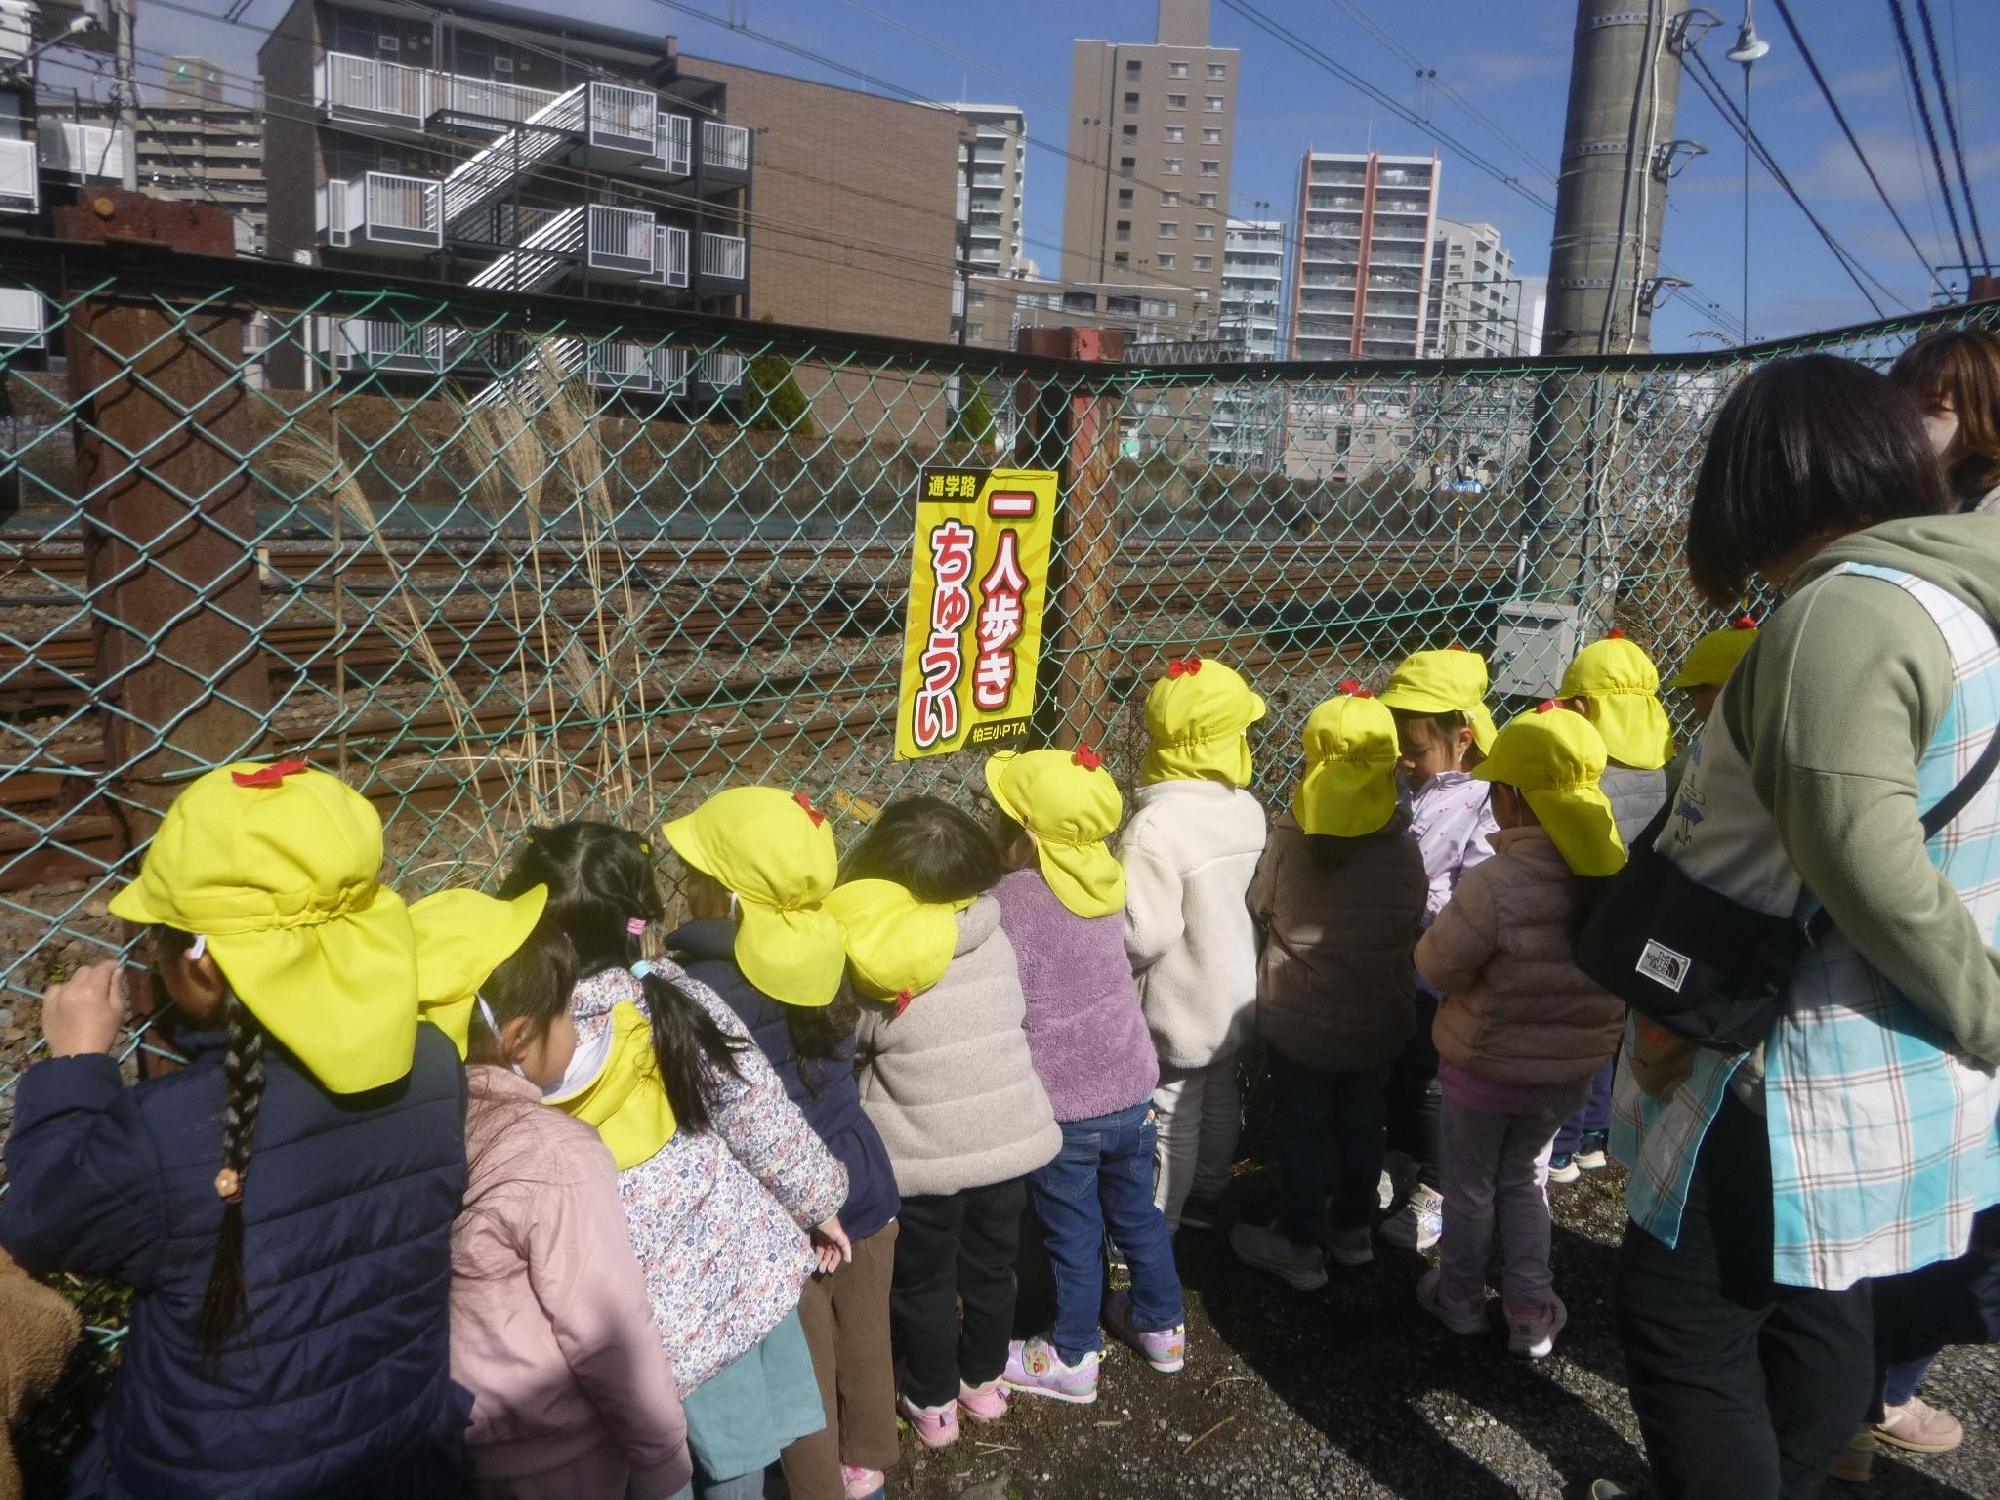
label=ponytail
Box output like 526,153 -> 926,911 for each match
198,993 -> 266,1363
635,965 -> 744,1133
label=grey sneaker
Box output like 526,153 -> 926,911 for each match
1415,1267 -> 1488,1336
1327,1225 -> 1375,1268
1505,1296 -> 1568,1359
1229,1220 -> 1329,1291
1548,1153 -> 1582,1185
1380,1184 -> 1443,1250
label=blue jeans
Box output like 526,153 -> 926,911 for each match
1271,1051 -> 1388,1244
1030,1101 -> 1184,1366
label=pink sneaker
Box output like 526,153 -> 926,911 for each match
897,1392 -> 959,1448
957,1377 -> 1009,1423
1102,1288 -> 1186,1373
840,1464 -> 886,1500
1002,1335 -> 1100,1404
1504,1296 -> 1568,1359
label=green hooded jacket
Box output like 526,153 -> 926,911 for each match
1720,512 -> 2000,1066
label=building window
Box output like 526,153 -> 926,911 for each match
1122,124 -> 1138,142
1203,128 -> 1223,144
1165,126 -> 1184,143
1205,96 -> 1225,112
1120,157 -> 1135,178
1123,91 -> 1140,114
1157,252 -> 1176,267
1142,297 -> 1178,317
1161,191 -> 1181,205
1169,60 -> 1189,78
1208,62 -> 1227,79
1197,192 -> 1218,208
966,322 -> 983,341
1125,58 -> 1141,78
1106,294 -> 1140,316
1118,188 -> 1134,207
1114,251 -> 1130,266
1162,158 -> 1183,174
1166,93 -> 1187,110
1195,223 -> 1216,239
1159,221 -> 1179,238
968,289 -> 986,306
1200,159 -> 1220,177
1193,255 -> 1213,270
1116,219 -> 1132,242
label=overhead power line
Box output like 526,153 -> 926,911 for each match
1886,0 -> 1972,276
1767,0 -> 1940,292
1913,0 -> 1989,266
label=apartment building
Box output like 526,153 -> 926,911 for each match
961,273 -> 1195,352
1219,217 -> 1283,358
38,57 -> 268,254
258,0 -> 752,396
1061,0 -> 1239,330
1426,218 -> 1523,358
950,103 -> 1026,280
1288,150 -> 1440,360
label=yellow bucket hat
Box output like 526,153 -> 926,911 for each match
1668,615 -> 1760,689
543,990 -> 675,1169
1292,683 -> 1401,837
1377,647 -> 1499,753
825,879 -> 969,1013
1472,705 -> 1628,877
661,786 -> 845,1009
106,759 -> 419,1094
1139,654 -> 1267,788
985,747 -> 1126,918
1560,631 -> 1675,771
408,885 -> 548,1058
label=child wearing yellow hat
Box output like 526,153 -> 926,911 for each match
660,787 -> 901,1500
0,760 -> 469,1494
834,797 -> 1061,1450
1667,615 -> 1759,726
986,748 -> 1186,1403
1413,708 -> 1627,1360
499,821 -> 848,1500
416,888 -> 692,1500
1232,686 -> 1430,1292
1374,647 -> 1503,1254
1119,655 -> 1268,1235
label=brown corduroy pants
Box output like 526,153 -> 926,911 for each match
780,1220 -> 901,1500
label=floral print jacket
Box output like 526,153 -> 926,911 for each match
568,962 -> 847,1392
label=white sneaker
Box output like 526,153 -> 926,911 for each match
1548,1155 -> 1582,1185
1376,1168 -> 1396,1211
1229,1220 -> 1329,1291
1505,1296 -> 1568,1359
1379,1184 -> 1443,1250
1327,1225 -> 1375,1268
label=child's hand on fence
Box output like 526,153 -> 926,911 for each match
810,1215 -> 852,1275
41,961 -> 126,1058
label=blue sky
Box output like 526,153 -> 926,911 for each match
125,0 -> 1996,351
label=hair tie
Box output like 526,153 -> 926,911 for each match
625,916 -> 648,937
1166,654 -> 1203,679
214,1167 -> 243,1204
793,790 -> 826,827
1073,745 -> 1104,771
231,758 -> 308,788
630,959 -> 663,981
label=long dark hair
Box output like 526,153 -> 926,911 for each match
840,796 -> 1006,900
1687,354 -> 1950,608
499,822 -> 743,1132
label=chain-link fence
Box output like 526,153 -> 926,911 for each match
2,234 -> 1996,1097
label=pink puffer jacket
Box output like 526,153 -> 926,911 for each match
1416,826 -> 1624,1086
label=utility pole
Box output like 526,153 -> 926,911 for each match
1526,0 -> 1688,643
113,0 -> 138,191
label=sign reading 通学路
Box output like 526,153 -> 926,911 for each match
893,466 -> 1057,760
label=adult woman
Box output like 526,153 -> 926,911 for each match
1609,354 -> 2000,1500
1890,325 -> 2000,513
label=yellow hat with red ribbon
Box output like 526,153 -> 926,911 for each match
1472,704 -> 1627,877
1377,646 -> 1499,753
409,885 -> 548,1058
1560,630 -> 1675,771
826,878 -> 970,1014
1293,682 -> 1401,837
1139,653 -> 1267,788
1668,615 -> 1760,690
985,746 -> 1126,918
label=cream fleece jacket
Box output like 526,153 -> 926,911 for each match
1120,780 -> 1269,1069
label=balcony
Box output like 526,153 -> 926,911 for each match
327,317 -> 447,374
586,342 -> 659,392
703,120 -> 751,174
319,172 -> 443,255
0,287 -> 44,347
654,224 -> 690,288
700,230 -> 746,282
0,139 -> 34,214
316,51 -> 559,130
38,121 -> 122,181
699,350 -> 746,390
650,112 -> 693,175
586,204 -> 656,277
439,72 -> 561,128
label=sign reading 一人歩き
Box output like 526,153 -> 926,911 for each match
893,466 -> 1058,760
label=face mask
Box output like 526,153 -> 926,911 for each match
476,994 -> 527,1080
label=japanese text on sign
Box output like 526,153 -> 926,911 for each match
895,467 -> 1057,760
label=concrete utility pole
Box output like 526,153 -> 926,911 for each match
1542,0 -> 1687,357
113,0 -> 138,191
1524,0 -> 1688,643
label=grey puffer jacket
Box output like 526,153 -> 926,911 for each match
1248,811 -> 1429,1075
853,896 -> 1061,1198
1601,765 -> 1668,846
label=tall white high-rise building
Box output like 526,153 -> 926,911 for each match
949,104 -> 1027,278
1288,149 -> 1439,359
1219,217 -> 1285,358
1427,218 -> 1524,358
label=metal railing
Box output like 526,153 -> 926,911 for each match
702,120 -> 752,172
587,82 -> 657,152
699,231 -> 747,281
586,204 -> 656,276
653,225 -> 690,288
317,51 -> 560,126
653,112 -> 693,176
0,138 -> 38,215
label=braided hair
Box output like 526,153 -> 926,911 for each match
197,990 -> 266,1363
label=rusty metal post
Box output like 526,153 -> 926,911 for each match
1017,326 -> 1124,751
58,192 -> 272,847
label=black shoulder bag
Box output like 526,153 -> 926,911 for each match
1575,726 -> 2000,1051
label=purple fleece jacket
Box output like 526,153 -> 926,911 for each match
991,868 -> 1161,1124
